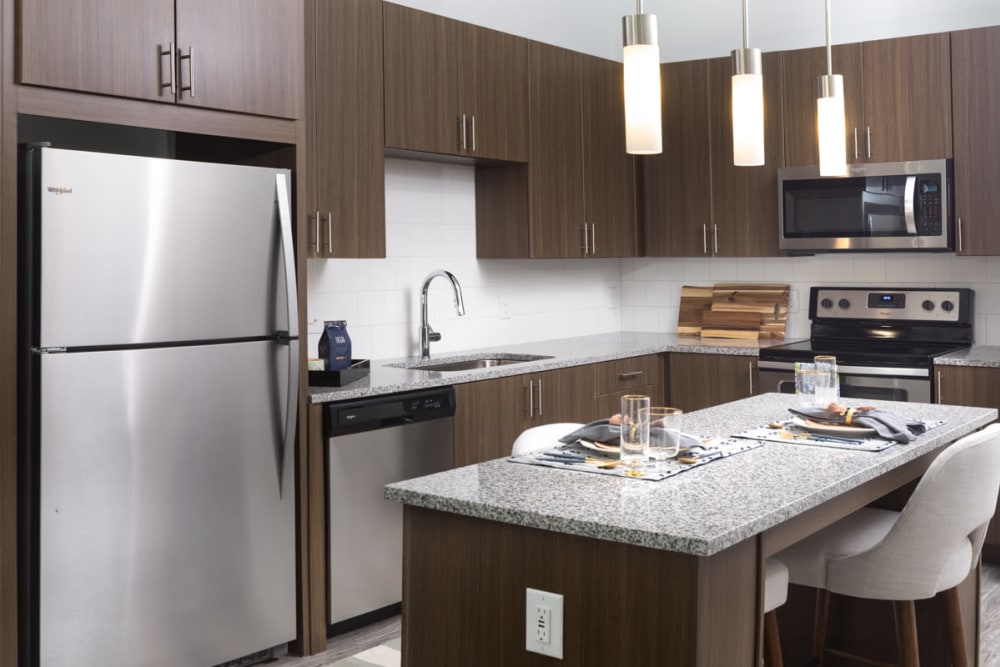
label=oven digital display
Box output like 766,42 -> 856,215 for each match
868,293 -> 905,308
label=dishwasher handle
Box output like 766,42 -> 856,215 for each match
325,386 -> 456,437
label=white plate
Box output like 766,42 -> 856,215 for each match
579,439 -> 619,454
791,416 -> 876,437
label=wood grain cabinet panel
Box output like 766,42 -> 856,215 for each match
383,3 -> 527,161
668,353 -> 759,413
935,365 -> 1000,549
951,25 -> 1000,256
781,34 -> 950,167
19,0 -> 301,119
303,0 -> 385,259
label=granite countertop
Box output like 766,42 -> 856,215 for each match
384,393 -> 996,557
936,345 -> 1000,368
309,331 -> 794,404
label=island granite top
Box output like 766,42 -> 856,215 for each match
385,393 -> 996,557
936,345 -> 1000,368
309,331 -> 794,404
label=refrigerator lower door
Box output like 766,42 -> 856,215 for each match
36,341 -> 296,667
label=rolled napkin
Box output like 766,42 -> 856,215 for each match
788,405 -> 927,443
559,418 -> 701,449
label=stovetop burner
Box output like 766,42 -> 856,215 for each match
760,286 -> 974,369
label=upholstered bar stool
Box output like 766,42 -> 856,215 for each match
764,557 -> 789,667
776,423 -> 1000,667
510,423 -> 585,456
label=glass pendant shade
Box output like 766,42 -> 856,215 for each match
731,48 -> 764,166
623,8 -> 662,155
817,75 -> 847,176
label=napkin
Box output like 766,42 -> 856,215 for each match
788,406 -> 927,443
559,419 -> 701,449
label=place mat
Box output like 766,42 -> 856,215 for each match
732,419 -> 945,452
508,438 -> 763,481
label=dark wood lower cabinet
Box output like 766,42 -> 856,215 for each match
668,352 -> 758,412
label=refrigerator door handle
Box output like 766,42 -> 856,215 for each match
275,173 -> 299,498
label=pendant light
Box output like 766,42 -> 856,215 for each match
623,0 -> 663,155
731,0 -> 764,166
817,0 -> 847,176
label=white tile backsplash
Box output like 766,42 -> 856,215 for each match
308,157 -> 1000,360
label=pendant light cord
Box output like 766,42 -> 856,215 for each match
825,0 -> 833,76
742,0 -> 750,50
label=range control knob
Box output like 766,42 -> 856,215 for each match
838,298 -> 851,309
820,298 -> 834,309
941,300 -> 955,312
922,300 -> 935,311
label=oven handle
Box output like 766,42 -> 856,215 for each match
757,359 -> 929,378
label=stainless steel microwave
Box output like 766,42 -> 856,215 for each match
778,159 -> 953,252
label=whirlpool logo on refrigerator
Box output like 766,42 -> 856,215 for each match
46,186 -> 73,195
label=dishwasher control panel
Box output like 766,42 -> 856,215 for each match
325,386 -> 457,436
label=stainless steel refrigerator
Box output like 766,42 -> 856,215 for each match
18,146 -> 299,667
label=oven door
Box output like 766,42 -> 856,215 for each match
758,361 -> 932,403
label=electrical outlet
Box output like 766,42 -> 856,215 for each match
526,588 -> 563,659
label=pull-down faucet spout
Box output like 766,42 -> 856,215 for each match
420,270 -> 465,359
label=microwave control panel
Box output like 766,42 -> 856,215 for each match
811,287 -> 971,323
916,179 -> 942,235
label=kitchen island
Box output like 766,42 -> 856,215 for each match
386,393 -> 997,666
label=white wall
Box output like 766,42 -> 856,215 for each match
306,5 -> 1000,361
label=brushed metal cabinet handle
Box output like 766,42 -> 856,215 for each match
460,114 -> 468,151
713,224 -> 719,255
470,115 -> 476,152
581,224 -> 589,255
537,379 -> 543,417
590,224 -> 596,256
958,217 -> 964,253
748,361 -> 755,395
936,370 -> 943,404
312,210 -> 321,253
865,126 -> 872,160
618,371 -> 644,380
527,380 -> 534,418
326,212 -> 333,254
702,224 -> 708,255
160,42 -> 176,96
853,127 -> 859,160
179,46 -> 195,98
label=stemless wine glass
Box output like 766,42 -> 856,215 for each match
643,407 -> 683,466
620,395 -> 650,468
813,355 -> 838,406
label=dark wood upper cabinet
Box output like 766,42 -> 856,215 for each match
19,0 -> 301,119
643,59 -> 712,257
303,0 -> 385,259
582,56 -> 638,258
781,34 -> 950,167
951,25 -> 1000,256
707,53 -> 784,257
382,3 -> 528,161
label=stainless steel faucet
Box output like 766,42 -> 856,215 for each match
420,270 -> 465,359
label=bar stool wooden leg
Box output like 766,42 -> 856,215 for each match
942,586 -> 969,667
893,599 -> 919,667
764,610 -> 784,667
812,589 -> 831,665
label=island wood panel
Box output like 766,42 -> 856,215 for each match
305,0 -> 385,258
861,33 -> 952,163
582,55 -> 637,258
643,59 -> 712,257
401,506 -> 758,667
528,41 -> 584,258
707,52 -> 784,258
951,25 -> 1000,255
936,365 -> 1000,551
780,44 -> 864,168
668,352 -> 758,412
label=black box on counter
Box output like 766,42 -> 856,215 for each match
308,359 -> 370,387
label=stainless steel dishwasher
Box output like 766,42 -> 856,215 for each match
325,386 -> 455,633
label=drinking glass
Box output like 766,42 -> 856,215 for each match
643,407 -> 683,464
813,355 -> 838,406
795,363 -> 819,406
620,395 -> 650,468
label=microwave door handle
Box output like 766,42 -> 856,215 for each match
903,175 -> 918,235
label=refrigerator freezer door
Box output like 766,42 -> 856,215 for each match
33,147 -> 294,348
37,341 -> 296,667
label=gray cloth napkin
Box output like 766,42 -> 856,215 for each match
559,419 -> 701,448
788,407 -> 927,443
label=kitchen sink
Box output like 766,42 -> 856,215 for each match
392,353 -> 554,372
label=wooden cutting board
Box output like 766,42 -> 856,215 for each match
677,283 -> 789,339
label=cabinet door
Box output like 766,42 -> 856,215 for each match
469,25 -> 529,162
19,0 -> 174,102
668,353 -> 758,413
528,42 -> 585,258
174,0 -> 301,118
643,60 -> 712,257
582,56 -> 638,258
951,26 -> 1000,256
305,0 -> 385,259
383,4 -> 463,155
539,366 -> 596,425
861,34 -> 952,162
781,44 -> 864,168
453,376 -> 528,467
708,53 -> 784,257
